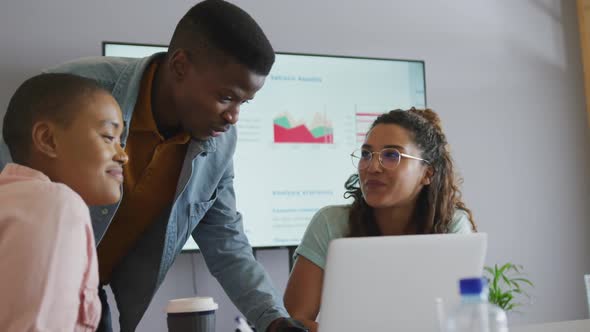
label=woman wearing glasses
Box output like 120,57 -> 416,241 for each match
283,108 -> 477,332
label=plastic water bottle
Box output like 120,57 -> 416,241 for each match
445,277 -> 508,332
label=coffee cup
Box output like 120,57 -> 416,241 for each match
166,296 -> 218,332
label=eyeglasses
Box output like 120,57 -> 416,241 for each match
350,148 -> 430,170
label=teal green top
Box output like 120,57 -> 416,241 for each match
294,205 -> 474,270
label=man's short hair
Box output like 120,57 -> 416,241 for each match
169,0 -> 275,75
2,73 -> 108,164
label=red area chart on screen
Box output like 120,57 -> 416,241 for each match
273,112 -> 334,144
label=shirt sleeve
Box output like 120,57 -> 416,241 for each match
448,209 -> 475,234
294,207 -> 333,270
0,186 -> 99,331
193,160 -> 288,332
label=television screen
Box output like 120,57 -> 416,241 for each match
103,42 -> 426,250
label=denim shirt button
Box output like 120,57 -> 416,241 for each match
101,208 -> 109,215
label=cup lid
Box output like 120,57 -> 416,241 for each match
166,296 -> 218,313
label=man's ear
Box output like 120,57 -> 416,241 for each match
421,165 -> 434,186
168,49 -> 190,80
31,121 -> 58,159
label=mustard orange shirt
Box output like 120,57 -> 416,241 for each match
97,60 -> 190,282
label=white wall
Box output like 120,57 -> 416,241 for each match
1,0 -> 589,331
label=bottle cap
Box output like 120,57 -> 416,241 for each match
459,277 -> 487,295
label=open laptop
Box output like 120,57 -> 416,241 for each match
318,233 -> 487,332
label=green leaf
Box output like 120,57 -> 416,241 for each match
498,263 -> 512,274
512,278 -> 534,287
483,262 -> 533,313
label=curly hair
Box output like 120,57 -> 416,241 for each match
345,107 -> 476,236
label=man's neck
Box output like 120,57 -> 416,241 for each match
151,58 -> 181,137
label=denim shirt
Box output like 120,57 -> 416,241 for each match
0,54 -> 287,331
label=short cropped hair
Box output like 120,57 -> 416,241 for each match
2,73 -> 108,164
169,0 -> 275,75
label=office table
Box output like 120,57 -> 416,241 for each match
511,319 -> 589,332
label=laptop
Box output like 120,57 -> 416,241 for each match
318,233 -> 487,332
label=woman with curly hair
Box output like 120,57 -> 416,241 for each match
284,108 -> 477,332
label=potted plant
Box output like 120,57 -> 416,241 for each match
484,263 -> 534,312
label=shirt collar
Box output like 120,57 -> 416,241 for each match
131,59 -> 191,144
130,60 -> 160,133
0,163 -> 51,182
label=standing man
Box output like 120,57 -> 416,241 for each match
1,1 -> 306,331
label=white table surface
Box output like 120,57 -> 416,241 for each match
511,319 -> 589,332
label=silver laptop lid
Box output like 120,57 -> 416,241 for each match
319,233 -> 487,332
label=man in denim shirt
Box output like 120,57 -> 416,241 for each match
0,1 -> 306,331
